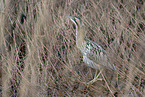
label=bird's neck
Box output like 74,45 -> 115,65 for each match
76,27 -> 85,50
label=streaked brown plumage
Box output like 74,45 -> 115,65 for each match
68,16 -> 115,84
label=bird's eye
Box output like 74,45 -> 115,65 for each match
75,18 -> 80,26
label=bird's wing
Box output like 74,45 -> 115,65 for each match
84,38 -> 115,70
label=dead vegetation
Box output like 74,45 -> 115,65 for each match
0,0 -> 145,96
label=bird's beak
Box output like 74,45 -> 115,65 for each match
66,16 -> 73,19
66,16 -> 74,23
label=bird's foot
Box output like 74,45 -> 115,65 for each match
86,69 -> 103,85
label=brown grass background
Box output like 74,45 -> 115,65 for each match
0,0 -> 145,96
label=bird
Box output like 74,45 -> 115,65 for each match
68,16 -> 115,85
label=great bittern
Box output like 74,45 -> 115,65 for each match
68,16 -> 115,85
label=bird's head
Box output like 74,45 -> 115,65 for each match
68,16 -> 82,30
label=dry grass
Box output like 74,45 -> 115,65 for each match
0,0 -> 145,96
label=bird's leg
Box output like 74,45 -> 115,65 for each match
87,68 -> 103,85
